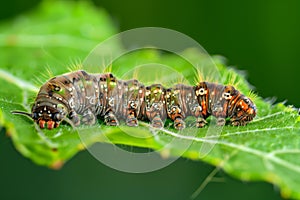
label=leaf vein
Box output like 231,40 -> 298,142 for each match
160,128 -> 300,173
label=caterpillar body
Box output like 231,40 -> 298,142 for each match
12,70 -> 256,130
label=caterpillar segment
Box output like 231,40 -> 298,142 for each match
144,84 -> 167,129
165,85 -> 186,130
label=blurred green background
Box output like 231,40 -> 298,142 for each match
1,0 -> 298,199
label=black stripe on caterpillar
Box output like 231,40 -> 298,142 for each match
12,70 -> 256,130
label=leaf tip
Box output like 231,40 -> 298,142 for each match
50,160 -> 64,170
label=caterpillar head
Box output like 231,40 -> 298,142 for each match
12,100 -> 69,130
230,96 -> 256,126
32,101 -> 68,129
12,81 -> 71,129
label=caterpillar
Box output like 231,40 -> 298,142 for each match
12,70 -> 256,130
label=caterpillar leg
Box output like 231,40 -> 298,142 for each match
168,106 -> 186,130
69,111 -> 81,126
150,115 -> 164,129
82,109 -> 96,125
104,110 -> 119,126
196,117 -> 207,128
230,119 -> 247,126
217,118 -> 226,126
174,117 -> 186,130
126,111 -> 138,127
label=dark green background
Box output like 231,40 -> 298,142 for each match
1,0 -> 298,199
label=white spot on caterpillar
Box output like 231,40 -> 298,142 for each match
130,101 -> 135,108
69,98 -> 75,108
108,97 -> 114,106
223,92 -> 232,100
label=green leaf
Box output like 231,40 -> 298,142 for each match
1,1 -> 300,199
0,0 -> 117,78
